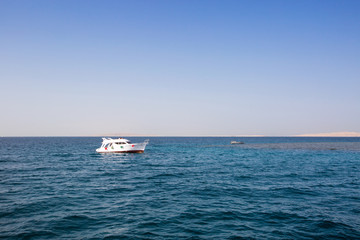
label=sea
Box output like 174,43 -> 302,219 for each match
1,137 -> 360,239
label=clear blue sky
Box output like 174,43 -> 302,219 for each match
1,0 -> 359,136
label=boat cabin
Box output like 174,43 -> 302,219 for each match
100,138 -> 132,149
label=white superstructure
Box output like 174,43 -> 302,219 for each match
96,138 -> 149,153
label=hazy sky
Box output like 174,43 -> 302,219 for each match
1,0 -> 359,136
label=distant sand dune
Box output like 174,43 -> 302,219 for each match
296,132 -> 360,137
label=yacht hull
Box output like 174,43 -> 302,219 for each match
96,150 -> 144,153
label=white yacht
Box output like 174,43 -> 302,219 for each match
96,138 -> 149,153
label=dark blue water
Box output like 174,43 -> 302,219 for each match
1,137 -> 360,239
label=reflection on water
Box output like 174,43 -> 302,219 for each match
236,142 -> 360,151
205,142 -> 360,152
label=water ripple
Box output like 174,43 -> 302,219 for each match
0,137 -> 359,239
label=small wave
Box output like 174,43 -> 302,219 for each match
51,153 -> 74,157
103,234 -> 132,240
234,175 -> 253,180
136,221 -> 161,229
12,230 -> 59,239
147,172 -> 185,180
315,220 -> 352,230
207,210 -> 242,221
178,209 -> 207,220
62,214 -> 94,221
312,220 -> 360,238
270,186 -> 319,197
104,186 -> 135,194
262,211 -> 305,221
50,214 -> 98,232
2,200 -> 54,218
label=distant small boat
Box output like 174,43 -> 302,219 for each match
96,138 -> 149,153
231,141 -> 244,144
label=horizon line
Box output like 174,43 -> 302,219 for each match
2,135 -> 360,138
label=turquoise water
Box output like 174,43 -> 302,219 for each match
1,137 -> 360,239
